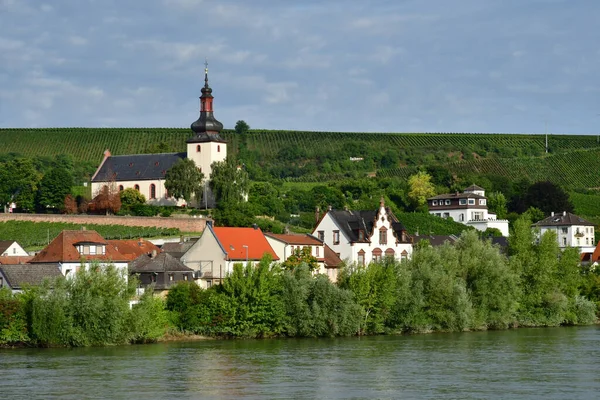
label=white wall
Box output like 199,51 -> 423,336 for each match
1,242 -> 28,257
91,179 -> 187,206
538,224 -> 596,253
186,141 -> 227,180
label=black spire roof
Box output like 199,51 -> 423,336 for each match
188,61 -> 226,144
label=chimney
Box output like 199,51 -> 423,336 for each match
138,238 -> 143,247
151,249 -> 157,258
315,206 -> 320,224
563,211 -> 566,216
551,212 -> 554,217
343,205 -> 348,211
252,223 -> 259,230
104,149 -> 111,158
180,234 -> 185,243
327,205 -> 332,211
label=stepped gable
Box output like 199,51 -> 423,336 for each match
91,152 -> 186,182
187,61 -> 226,144
30,230 -> 129,263
108,239 -> 161,261
532,212 -> 595,227
328,208 -> 407,243
0,264 -> 63,290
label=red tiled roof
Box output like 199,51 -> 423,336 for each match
0,256 -> 33,265
108,239 -> 161,261
212,227 -> 279,261
323,244 -> 342,268
30,230 -> 129,263
264,233 -> 322,246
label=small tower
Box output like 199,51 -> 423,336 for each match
186,61 -> 227,180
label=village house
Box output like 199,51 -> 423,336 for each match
180,224 -> 279,288
107,238 -> 162,261
312,198 -> 413,265
427,184 -> 510,236
129,252 -> 194,296
532,211 -> 596,255
29,229 -> 130,279
0,240 -> 32,264
264,233 -> 343,282
90,63 -> 227,207
0,264 -> 63,293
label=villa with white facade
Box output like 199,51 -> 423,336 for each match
427,184 -> 510,236
532,211 -> 596,255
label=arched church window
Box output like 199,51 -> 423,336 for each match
150,184 -> 156,199
197,145 -> 201,152
372,248 -> 383,262
134,184 -> 140,191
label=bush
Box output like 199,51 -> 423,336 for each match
130,288 -> 170,343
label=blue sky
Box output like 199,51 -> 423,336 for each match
0,0 -> 598,133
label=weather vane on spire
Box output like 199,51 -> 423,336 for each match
204,58 -> 208,75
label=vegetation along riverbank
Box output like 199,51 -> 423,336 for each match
1,216 -> 598,347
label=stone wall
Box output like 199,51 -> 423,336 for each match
0,213 -> 209,233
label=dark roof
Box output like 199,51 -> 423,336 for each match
161,239 -> 199,260
187,130 -> 227,144
465,184 -> 485,191
490,236 -> 509,252
0,264 -> 63,289
264,233 -> 323,246
0,240 -> 15,254
412,234 -> 459,247
91,152 -> 186,182
429,192 -> 486,200
129,252 -> 193,274
327,208 -> 408,244
532,212 -> 595,227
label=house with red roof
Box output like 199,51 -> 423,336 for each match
265,233 -> 342,282
29,229 -> 130,279
107,238 -> 162,261
181,224 -> 278,288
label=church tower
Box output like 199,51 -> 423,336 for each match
186,61 -> 227,180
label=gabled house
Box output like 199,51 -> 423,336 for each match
108,238 -> 162,261
129,252 -> 194,295
29,229 -> 130,278
0,240 -> 28,257
532,211 -> 596,254
161,238 -> 200,260
265,233 -> 343,281
0,264 -> 63,293
312,198 -> 413,266
181,224 -> 279,288
427,184 -> 509,236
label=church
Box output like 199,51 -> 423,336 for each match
91,64 -> 227,207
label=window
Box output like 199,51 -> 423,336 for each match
0,277 -> 3,288
385,248 -> 395,258
197,145 -> 201,152
562,238 -> 567,246
184,274 -> 188,281
134,184 -> 140,191
333,230 -> 340,245
118,185 -> 124,191
471,211 -> 484,221
459,213 -> 465,222
150,184 -> 156,199
468,199 -> 475,205
432,200 -> 438,206
459,199 -> 467,205
358,230 -> 365,240
372,248 -> 382,262
479,199 -> 486,205
206,280 -> 212,288
318,231 -> 324,241
217,145 -> 221,152
401,250 -> 408,261
436,213 -> 441,217
586,238 -> 590,245
561,228 -> 568,234
316,247 -> 320,257
90,246 -> 96,255
443,212 -> 450,218
445,200 -> 451,205
83,246 -> 90,255
357,250 -> 365,266
379,228 -> 387,245
12,247 -> 16,254
169,274 -> 174,281
97,246 -> 103,255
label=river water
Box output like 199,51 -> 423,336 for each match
1,326 -> 599,399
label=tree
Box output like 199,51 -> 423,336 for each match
89,185 -> 121,214
164,158 -> 204,203
487,191 -> 507,220
36,166 -> 74,211
408,171 -> 436,211
120,188 -> 146,209
210,160 -> 249,204
524,181 -> 573,215
281,247 -> 319,272
235,120 -> 250,135
0,159 -> 41,212
63,194 -> 77,214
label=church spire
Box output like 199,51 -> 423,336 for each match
189,59 -> 224,139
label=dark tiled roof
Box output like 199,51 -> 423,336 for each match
161,239 -> 199,260
91,152 -> 186,182
129,252 -> 193,273
532,212 -> 595,227
0,264 -> 63,289
464,184 -> 485,191
327,208 -> 408,244
412,234 -> 459,247
0,240 -> 15,254
429,192 -> 486,200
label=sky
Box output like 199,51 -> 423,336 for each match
0,0 -> 599,134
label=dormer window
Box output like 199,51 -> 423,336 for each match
445,200 -> 451,205
479,199 -> 486,205
358,230 -> 365,240
459,199 -> 467,205
468,199 -> 475,205
432,200 -> 438,206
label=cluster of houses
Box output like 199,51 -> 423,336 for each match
1,188 -> 598,295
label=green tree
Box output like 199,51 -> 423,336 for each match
36,166 -> 74,211
210,160 -> 249,204
0,158 -> 41,211
487,191 -> 507,220
525,181 -> 574,215
408,171 -> 436,211
235,120 -> 250,135
120,188 -> 147,209
281,247 -> 319,272
165,158 -> 204,203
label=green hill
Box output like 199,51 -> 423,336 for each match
1,128 -> 599,189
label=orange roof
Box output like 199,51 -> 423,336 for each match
0,256 -> 33,265
108,239 -> 161,261
212,227 -> 279,261
265,233 -> 322,246
30,230 -> 129,263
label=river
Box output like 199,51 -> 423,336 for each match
1,326 -> 599,399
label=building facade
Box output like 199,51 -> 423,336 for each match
532,211 -> 596,254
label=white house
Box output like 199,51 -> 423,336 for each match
427,184 -> 510,236
29,229 -> 129,279
180,224 -> 279,288
532,211 -> 596,254
0,240 -> 28,257
312,198 -> 413,266
91,64 -> 227,207
264,232 -> 343,282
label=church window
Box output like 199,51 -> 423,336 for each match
379,227 -> 387,245
197,145 -> 201,153
372,248 -> 382,262
118,185 -> 124,191
150,184 -> 156,199
217,145 -> 221,153
134,184 -> 140,191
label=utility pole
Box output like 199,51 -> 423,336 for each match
545,120 -> 548,154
